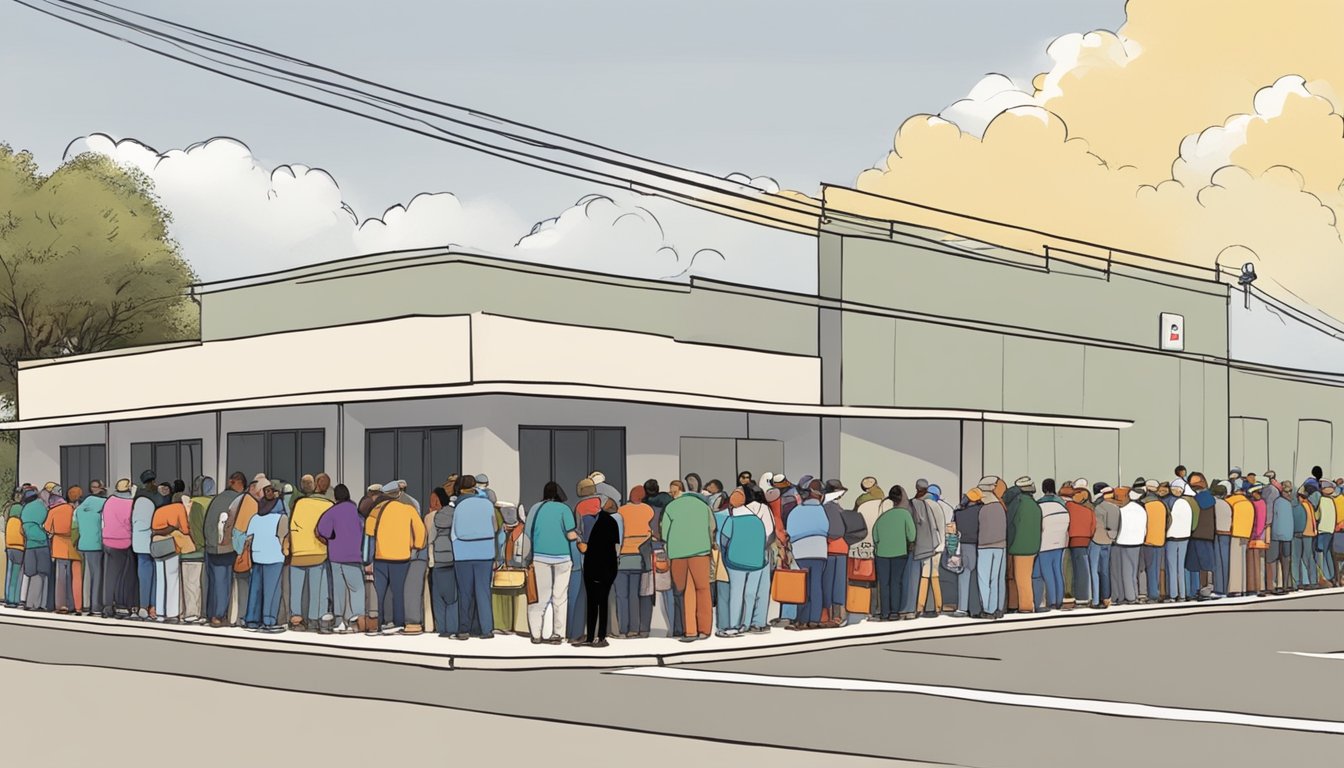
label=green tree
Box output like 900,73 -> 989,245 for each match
0,143 -> 199,487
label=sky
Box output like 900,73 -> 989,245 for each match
0,0 -> 1125,286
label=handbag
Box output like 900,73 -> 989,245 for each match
233,537 -> 253,573
847,557 -> 876,582
492,567 -> 527,590
524,566 -> 538,604
770,566 -> 808,605
845,583 -> 873,614
149,535 -> 177,559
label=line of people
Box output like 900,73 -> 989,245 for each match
5,463 -> 1341,644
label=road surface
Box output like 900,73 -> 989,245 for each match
2,592 -> 1340,766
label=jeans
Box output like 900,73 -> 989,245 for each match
876,555 -> 909,618
103,547 -> 135,611
1088,542 -> 1111,605
902,555 -> 921,613
403,559 -> 428,626
246,562 -> 283,627
5,550 -> 21,605
566,563 -> 587,641
1036,549 -> 1065,608
1114,546 -> 1139,603
1317,533 -> 1336,581
825,554 -> 847,606
956,544 -> 980,614
795,558 -> 826,624
976,548 -> 1005,615
205,552 -> 235,620
154,555 -> 181,618
1266,539 -> 1292,590
24,547 -> 52,610
54,559 -> 76,612
1214,534 -> 1231,595
750,563 -> 772,629
373,560 -> 410,628
289,562 -> 329,622
456,560 -> 494,637
584,573 -> 615,641
1141,546 -> 1163,600
714,580 -> 732,631
528,559 -> 572,640
79,548 -> 103,616
1293,535 -> 1314,587
614,571 -> 652,635
726,567 -> 766,630
430,565 -> 459,635
135,552 -> 155,610
1068,547 -> 1090,604
1164,539 -> 1189,599
330,562 -> 365,622
181,559 -> 203,620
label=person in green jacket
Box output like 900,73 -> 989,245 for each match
1007,477 -> 1043,613
872,485 -> 916,621
659,482 -> 717,641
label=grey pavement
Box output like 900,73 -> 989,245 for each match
1,592 -> 1342,766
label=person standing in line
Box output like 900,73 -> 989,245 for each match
180,478 -> 212,624
525,482 -> 579,645
950,488 -> 982,618
315,484 -> 366,634
1247,484 -> 1269,596
1187,473 -> 1218,599
364,481 -> 427,635
1292,485 -> 1316,590
785,480 -> 830,630
975,478 -> 1008,619
150,489 -> 191,623
130,473 -> 159,620
1140,480 -> 1169,603
492,502 -> 531,637
821,479 -> 859,626
1005,477 -> 1043,614
99,480 -> 136,617
1263,481 -> 1290,594
1090,486 -> 1120,608
1211,483 -> 1234,597
42,487 -> 77,614
451,474 -> 497,640
4,489 -> 25,608
1035,480 -> 1069,611
288,487 -> 333,632
661,480 -> 717,642
1065,486 -> 1096,609
710,493 -> 734,635
872,485 -> 916,621
71,481 -> 105,616
243,481 -> 289,633
579,498 -> 621,648
566,478 -> 602,642
1316,481 -> 1338,585
1227,483 -> 1254,597
1164,480 -> 1194,602
202,473 -> 243,628
614,485 -> 655,638
423,487 -> 457,638
1113,488 -> 1147,605
21,485 -> 52,611
719,488 -> 769,637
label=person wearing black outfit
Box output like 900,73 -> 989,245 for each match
581,505 -> 621,647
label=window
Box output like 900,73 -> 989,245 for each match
365,427 -> 462,510
59,444 -> 106,494
518,426 -> 625,510
227,429 -> 326,485
129,439 -> 203,489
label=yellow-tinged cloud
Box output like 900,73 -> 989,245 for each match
854,0 -> 1344,320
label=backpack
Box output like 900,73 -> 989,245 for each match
453,499 -> 495,542
723,513 -> 767,571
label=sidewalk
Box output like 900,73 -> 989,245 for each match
0,589 -> 1331,670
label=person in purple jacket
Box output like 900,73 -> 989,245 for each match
315,484 -> 365,634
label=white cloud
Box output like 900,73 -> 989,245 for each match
64,133 -> 815,290
939,73 -> 1037,137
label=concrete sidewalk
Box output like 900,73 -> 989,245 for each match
0,589 -> 1333,670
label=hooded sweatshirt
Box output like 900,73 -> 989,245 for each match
1092,500 -> 1121,546
73,493 -> 107,552
44,499 -> 76,560
20,498 -> 50,548
315,500 -> 364,565
872,504 -> 916,559
1191,490 -> 1216,540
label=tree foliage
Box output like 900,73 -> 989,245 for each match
0,143 -> 199,411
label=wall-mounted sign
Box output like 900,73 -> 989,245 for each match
1160,312 -> 1184,351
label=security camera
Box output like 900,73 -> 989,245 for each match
1238,262 -> 1257,286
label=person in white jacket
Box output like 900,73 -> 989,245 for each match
1165,479 -> 1195,601
1114,488 -> 1148,605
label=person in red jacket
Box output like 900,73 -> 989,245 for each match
1065,488 -> 1096,609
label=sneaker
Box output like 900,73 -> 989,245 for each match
545,636 -> 563,645
475,634 -> 494,640
715,629 -> 739,638
590,639 -> 610,648
244,624 -> 262,632
530,637 -> 545,645
571,639 -> 590,647
453,633 -> 470,641
748,626 -> 770,634
261,625 -> 286,634
400,623 -> 424,636
951,610 -> 969,618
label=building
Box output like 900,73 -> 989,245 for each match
8,185 -> 1344,508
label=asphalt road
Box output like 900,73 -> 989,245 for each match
2,592 -> 1341,766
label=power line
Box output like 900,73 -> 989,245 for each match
15,0 -> 822,236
